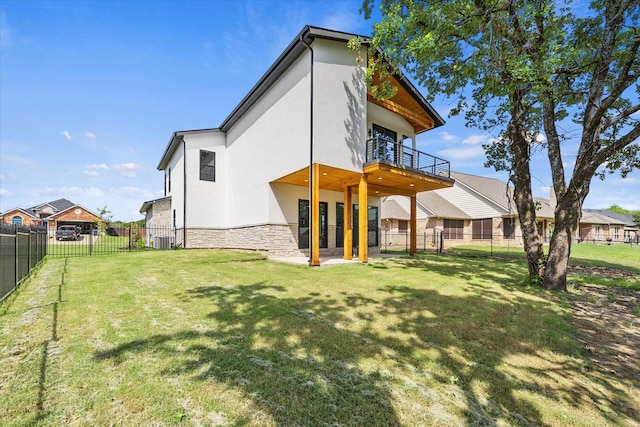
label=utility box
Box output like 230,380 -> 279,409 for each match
154,236 -> 173,249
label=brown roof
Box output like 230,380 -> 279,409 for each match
380,198 -> 411,220
416,191 -> 470,219
449,171 -> 513,211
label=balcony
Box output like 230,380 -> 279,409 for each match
272,136 -> 453,197
365,136 -> 450,178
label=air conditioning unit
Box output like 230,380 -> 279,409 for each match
154,236 -> 174,249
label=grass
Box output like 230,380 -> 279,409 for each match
46,234 -> 146,257
448,242 -> 640,290
1,249 -> 638,426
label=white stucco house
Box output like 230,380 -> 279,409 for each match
140,26 -> 454,264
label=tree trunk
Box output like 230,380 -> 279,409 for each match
544,227 -> 571,292
506,93 -> 544,282
513,179 -> 544,280
543,192 -> 582,291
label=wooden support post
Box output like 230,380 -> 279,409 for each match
358,174 -> 368,262
343,186 -> 353,260
311,163 -> 321,266
410,195 -> 417,256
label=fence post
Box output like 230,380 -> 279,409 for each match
491,233 -> 493,257
405,230 -> 408,253
28,227 -> 32,273
14,225 -> 19,290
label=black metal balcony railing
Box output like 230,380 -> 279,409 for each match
366,136 -> 451,178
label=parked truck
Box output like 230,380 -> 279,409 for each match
56,225 -> 79,241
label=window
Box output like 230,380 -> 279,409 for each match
398,220 -> 408,233
336,203 -> 378,247
594,226 -> 601,240
336,202 -> 344,248
401,135 -> 413,168
298,200 -> 328,249
443,219 -> 464,239
368,206 -> 379,247
503,218 -> 516,239
372,124 -> 397,162
614,226 -> 620,240
12,216 -> 23,225
200,150 -> 215,182
472,218 -> 493,240
167,167 -> 171,194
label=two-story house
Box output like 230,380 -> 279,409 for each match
140,26 -> 453,264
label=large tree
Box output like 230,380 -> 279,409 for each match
362,0 -> 640,290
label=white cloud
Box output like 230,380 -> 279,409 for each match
320,8 -> 361,32
539,186 -> 551,195
0,188 -> 9,197
112,186 -> 154,199
439,131 -> 458,142
85,163 -> 109,170
461,134 -> 488,145
611,176 -> 638,186
112,163 -> 142,178
535,133 -> 547,143
83,164 -> 108,176
37,186 -> 105,199
62,130 -> 72,141
85,131 -> 96,138
439,144 -> 486,160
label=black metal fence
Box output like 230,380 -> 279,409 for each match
381,230 -> 639,257
1,224 -> 48,302
382,230 -> 527,256
46,225 -> 179,257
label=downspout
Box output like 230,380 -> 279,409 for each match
183,137 -> 187,248
301,34 -> 315,265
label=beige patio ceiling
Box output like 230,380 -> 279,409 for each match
272,163 -> 453,197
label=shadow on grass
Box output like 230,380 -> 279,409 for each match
92,255 -> 636,425
94,282 -> 402,426
374,256 -> 637,424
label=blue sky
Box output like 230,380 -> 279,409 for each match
1,0 -> 638,221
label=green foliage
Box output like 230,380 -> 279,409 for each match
607,204 -> 631,214
96,205 -> 112,223
363,0 -> 639,289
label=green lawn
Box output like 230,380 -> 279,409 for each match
447,242 -> 640,288
1,249 -> 638,426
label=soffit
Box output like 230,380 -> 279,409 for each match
368,71 -> 443,134
272,163 -> 453,198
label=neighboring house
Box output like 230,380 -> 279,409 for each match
579,209 -> 638,243
0,198 -> 102,236
0,208 -> 42,227
381,171 -> 555,249
140,26 -> 454,264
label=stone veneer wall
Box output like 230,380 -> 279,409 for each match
184,223 -> 383,258
185,224 -> 305,257
148,199 -> 172,228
